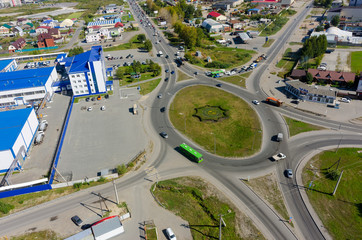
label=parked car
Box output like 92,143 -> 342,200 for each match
158,94 -> 163,99
341,98 -> 351,103
97,95 -> 102,100
87,106 -> 93,111
101,106 -> 106,111
171,70 -> 175,74
216,83 -> 222,87
165,228 -> 176,240
86,97 -> 90,102
71,215 -> 83,226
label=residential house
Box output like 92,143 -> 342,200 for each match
13,26 -> 24,36
48,28 -> 61,38
356,79 -> 362,98
8,38 -> 26,53
212,2 -> 231,10
331,0 -> 343,7
36,26 -> 50,35
22,23 -> 34,31
16,18 -> 28,26
207,11 -> 228,21
29,30 -> 37,37
285,80 -> 337,104
37,33 -> 55,48
308,69 -> 355,84
248,8 -> 261,15
0,24 -> 12,34
202,18 -> 224,32
327,6 -> 362,22
228,19 -> 243,29
290,69 -> 307,80
40,19 -> 58,28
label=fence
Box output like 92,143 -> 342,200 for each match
15,46 -> 58,53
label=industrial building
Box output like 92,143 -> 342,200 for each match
0,108 -> 38,173
0,67 -> 57,108
58,46 -> 109,96
0,59 -> 18,72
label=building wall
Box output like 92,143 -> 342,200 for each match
0,150 -> 13,173
91,60 -> 107,93
0,68 -> 57,107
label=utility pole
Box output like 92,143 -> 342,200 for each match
218,214 -> 226,240
332,170 -> 344,196
113,180 -> 119,205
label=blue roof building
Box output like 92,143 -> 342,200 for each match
0,59 -> 18,72
59,46 -> 109,96
0,67 -> 57,108
0,108 -> 39,173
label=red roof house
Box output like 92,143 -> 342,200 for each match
308,69 -> 355,84
37,33 -> 55,48
8,38 -> 26,53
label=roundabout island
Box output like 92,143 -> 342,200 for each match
169,85 -> 262,157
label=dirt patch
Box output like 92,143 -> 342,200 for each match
246,173 -> 290,221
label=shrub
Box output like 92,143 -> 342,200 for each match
97,177 -> 106,182
117,164 -> 127,175
326,169 -> 340,181
73,183 -> 82,189
205,61 -> 231,69
0,201 -> 14,214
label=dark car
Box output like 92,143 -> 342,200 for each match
71,215 -> 83,226
171,71 -> 175,74
165,55 -> 169,58
160,132 -> 168,138
105,94 -> 109,99
165,69 -> 169,73
160,107 -> 165,112
216,83 -> 222,87
91,97 -> 96,101
85,97 -> 90,102
165,77 -> 169,82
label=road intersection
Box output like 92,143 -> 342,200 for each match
1,1 -> 361,239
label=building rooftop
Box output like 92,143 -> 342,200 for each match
0,108 -> 34,151
0,67 -> 55,91
208,11 -> 221,18
0,59 -> 14,72
64,46 -> 103,73
286,80 -> 336,97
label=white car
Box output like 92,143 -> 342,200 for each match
165,228 -> 176,240
101,106 -> 106,111
87,106 -> 93,111
252,100 -> 260,105
341,98 -> 351,103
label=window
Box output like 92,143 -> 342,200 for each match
71,75 -> 75,78
78,80 -> 81,83
80,90 -> 84,93
85,90 -> 89,93
84,84 -> 87,87
76,74 -> 80,77
83,79 -> 86,82
81,73 -> 84,77
75,91 -> 79,94
74,85 -> 77,88
73,81 -> 76,83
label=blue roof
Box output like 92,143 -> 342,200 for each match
0,67 -> 54,91
0,59 -> 14,72
0,108 -> 34,151
52,80 -> 70,87
65,46 -> 103,73
56,53 -> 67,62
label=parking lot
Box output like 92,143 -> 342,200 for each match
321,49 -> 352,72
57,86 -> 146,181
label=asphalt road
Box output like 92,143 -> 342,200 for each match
1,1 -> 361,240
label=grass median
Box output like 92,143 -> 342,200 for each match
351,51 -> 362,73
283,116 -> 326,136
153,177 -> 265,240
302,148 -> 362,240
169,85 -> 261,157
138,78 -> 161,95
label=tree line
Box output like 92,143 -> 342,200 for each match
301,35 -> 327,59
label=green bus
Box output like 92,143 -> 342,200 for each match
211,70 -> 224,78
179,143 -> 204,163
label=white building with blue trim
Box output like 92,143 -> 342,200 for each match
59,46 -> 109,96
0,67 -> 57,107
0,108 -> 38,173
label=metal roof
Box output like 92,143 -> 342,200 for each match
0,67 -> 55,91
0,59 -> 14,72
0,108 -> 34,151
61,46 -> 103,73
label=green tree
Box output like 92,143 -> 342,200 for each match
116,67 -> 124,79
68,47 -> 84,57
331,15 -> 340,27
144,39 -> 153,52
306,72 -> 313,84
137,34 -> 146,43
315,25 -> 324,32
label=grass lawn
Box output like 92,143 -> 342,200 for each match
177,70 -> 192,82
246,173 -> 290,222
119,72 -> 160,86
145,228 -> 157,240
10,230 -> 61,240
276,48 -> 299,78
104,35 -> 143,52
169,86 -> 262,157
302,148 -> 362,240
153,177 -> 264,240
289,42 -> 303,45
284,116 -> 325,136
138,78 -> 161,95
67,11 -> 84,19
191,47 -> 255,69
220,75 -> 246,88
262,39 -> 275,48
350,51 -> 362,73
121,14 -> 135,22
